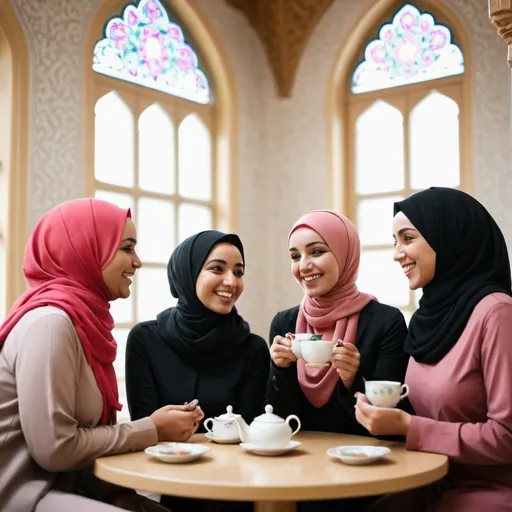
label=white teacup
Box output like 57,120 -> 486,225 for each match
290,333 -> 311,357
365,381 -> 409,408
297,340 -> 337,367
204,405 -> 240,440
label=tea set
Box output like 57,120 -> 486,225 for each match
146,334 -> 407,466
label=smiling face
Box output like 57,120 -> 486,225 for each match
101,218 -> 142,300
392,211 -> 436,290
289,227 -> 339,298
195,242 -> 245,314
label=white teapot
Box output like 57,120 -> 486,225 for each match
233,405 -> 301,449
203,405 -> 240,440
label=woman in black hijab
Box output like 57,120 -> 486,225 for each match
355,188 -> 512,511
126,231 -> 269,511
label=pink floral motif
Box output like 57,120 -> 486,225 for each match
351,3 -> 464,94
109,23 -> 129,52
419,17 -> 432,33
145,0 -> 160,22
368,41 -> 386,64
168,24 -> 184,44
93,0 -> 210,103
127,9 -> 138,26
178,46 -> 195,72
381,27 -> 394,42
421,50 -> 434,68
430,29 -> 447,51
399,11 -> 416,31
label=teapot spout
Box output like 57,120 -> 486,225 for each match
232,416 -> 250,443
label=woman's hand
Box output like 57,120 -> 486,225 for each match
354,393 -> 411,436
331,342 -> 360,389
150,402 -> 204,442
270,334 -> 298,368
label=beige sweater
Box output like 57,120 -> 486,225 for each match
0,306 -> 158,512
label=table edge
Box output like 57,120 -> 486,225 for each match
93,457 -> 449,501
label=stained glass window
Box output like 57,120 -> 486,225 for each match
93,0 -> 210,104
351,3 -> 464,94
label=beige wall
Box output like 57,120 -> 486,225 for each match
10,0 -> 511,339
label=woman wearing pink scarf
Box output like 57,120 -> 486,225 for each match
0,199 -> 201,512
266,210 -> 409,510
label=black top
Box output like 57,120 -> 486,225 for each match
126,321 -> 270,429
395,187 -> 511,364
265,301 -> 409,435
159,230 -> 253,364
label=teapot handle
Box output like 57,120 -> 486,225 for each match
285,414 -> 301,436
204,418 -> 214,433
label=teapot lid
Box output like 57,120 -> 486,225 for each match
216,405 -> 240,420
253,405 -> 284,424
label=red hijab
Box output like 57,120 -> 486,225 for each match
290,210 -> 375,407
0,198 -> 131,424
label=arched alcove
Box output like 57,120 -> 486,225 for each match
327,0 -> 472,320
84,0 -> 238,232
84,0 -> 238,420
326,0 -> 472,214
0,0 -> 30,317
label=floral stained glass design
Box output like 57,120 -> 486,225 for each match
351,4 -> 464,94
93,0 -> 210,104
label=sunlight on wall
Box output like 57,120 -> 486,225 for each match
0,26 -> 12,321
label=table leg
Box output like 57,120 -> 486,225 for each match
254,501 -> 296,512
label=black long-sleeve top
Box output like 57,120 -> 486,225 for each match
265,301 -> 409,436
125,321 -> 270,430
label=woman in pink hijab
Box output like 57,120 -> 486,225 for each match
0,198 -> 202,512
266,210 -> 409,510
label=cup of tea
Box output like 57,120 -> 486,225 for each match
290,333 -> 322,359
299,340 -> 337,367
364,381 -> 409,408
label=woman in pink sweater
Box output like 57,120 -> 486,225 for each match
355,187 -> 512,511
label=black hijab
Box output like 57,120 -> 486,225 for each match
156,230 -> 251,363
395,187 -> 511,364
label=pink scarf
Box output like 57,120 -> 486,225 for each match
0,198 -> 130,424
290,210 -> 375,407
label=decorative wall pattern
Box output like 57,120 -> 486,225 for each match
11,0 -> 512,337
13,0 -> 98,228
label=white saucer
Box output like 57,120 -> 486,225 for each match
205,432 -> 240,444
306,363 -> 330,367
145,443 -> 210,463
239,440 -> 301,456
327,445 -> 391,465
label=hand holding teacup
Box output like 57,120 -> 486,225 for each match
354,382 -> 412,436
270,334 -> 298,368
331,342 -> 360,389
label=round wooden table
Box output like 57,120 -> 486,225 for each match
94,431 -> 448,512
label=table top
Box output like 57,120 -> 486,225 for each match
94,431 -> 448,502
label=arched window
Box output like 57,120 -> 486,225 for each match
345,2 -> 470,322
89,0 -> 218,420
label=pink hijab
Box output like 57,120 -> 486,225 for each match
0,198 -> 131,424
290,210 -> 375,407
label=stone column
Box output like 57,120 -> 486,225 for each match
489,0 -> 512,66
